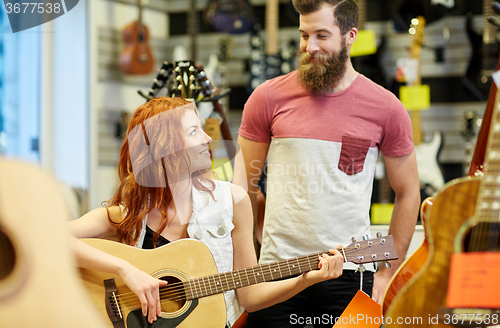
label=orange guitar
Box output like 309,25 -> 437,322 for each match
119,0 -> 155,75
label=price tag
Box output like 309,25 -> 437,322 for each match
399,85 -> 431,111
334,290 -> 382,327
446,252 -> 500,309
204,118 -> 220,149
350,30 -> 377,57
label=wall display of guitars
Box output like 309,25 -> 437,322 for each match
119,0 -> 155,75
383,16 -> 500,325
399,16 -> 445,200
79,235 -> 397,328
351,0 -> 388,88
138,60 -> 236,164
205,0 -> 255,34
247,0 -> 298,93
0,159 -> 108,328
462,0 -> 500,101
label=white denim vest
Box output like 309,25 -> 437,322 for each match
135,180 -> 244,327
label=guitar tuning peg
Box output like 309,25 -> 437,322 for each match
351,237 -> 357,242
356,264 -> 366,273
376,231 -> 383,238
385,261 -> 391,269
373,262 -> 377,271
362,234 -> 371,241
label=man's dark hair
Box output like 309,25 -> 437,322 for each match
292,0 -> 358,34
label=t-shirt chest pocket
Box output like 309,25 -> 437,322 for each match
338,135 -> 371,175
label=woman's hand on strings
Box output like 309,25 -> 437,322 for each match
119,263 -> 168,323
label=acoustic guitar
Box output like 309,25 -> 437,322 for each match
79,235 -> 398,328
0,159 -> 107,328
382,33 -> 500,328
119,0 -> 155,75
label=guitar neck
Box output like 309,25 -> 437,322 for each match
266,0 -> 279,55
408,16 -> 425,146
137,0 -> 142,26
183,235 -> 397,299
358,0 -> 366,30
483,0 -> 497,45
183,251 -> 324,299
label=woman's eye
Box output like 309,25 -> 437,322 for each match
190,128 -> 196,136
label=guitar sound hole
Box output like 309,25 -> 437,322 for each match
463,222 -> 500,252
159,275 -> 186,314
0,229 -> 16,280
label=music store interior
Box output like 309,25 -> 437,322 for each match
1,0 -> 499,326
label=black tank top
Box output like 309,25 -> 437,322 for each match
142,225 -> 170,249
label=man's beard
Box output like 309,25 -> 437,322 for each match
297,44 -> 349,96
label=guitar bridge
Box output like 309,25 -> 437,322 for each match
104,278 -> 126,328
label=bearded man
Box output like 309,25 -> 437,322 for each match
233,0 -> 420,327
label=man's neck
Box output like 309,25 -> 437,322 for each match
330,64 -> 358,93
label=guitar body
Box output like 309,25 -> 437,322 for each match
383,176 -> 481,327
119,20 -> 155,75
0,159 -> 107,328
381,197 -> 432,314
80,238 -> 226,328
414,131 -> 445,195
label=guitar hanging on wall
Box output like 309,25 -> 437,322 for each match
462,0 -> 499,100
119,0 -> 155,75
401,16 -> 445,198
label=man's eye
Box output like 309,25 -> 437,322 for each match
318,35 -> 327,39
301,35 -> 308,40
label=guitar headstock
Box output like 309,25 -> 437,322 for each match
138,61 -> 173,101
408,16 -> 426,60
172,60 -> 199,100
344,234 -> 398,266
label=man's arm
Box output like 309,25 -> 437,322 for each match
372,150 -> 420,303
233,135 -> 269,250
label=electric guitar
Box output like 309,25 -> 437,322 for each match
0,159 -> 107,328
380,16 -> 443,317
79,235 -> 398,328
462,0 -> 499,101
406,16 -> 445,198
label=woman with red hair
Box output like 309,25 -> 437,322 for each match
69,97 -> 344,327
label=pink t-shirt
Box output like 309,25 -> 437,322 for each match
238,71 -> 414,268
240,71 -> 413,157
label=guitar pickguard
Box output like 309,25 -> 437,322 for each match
126,299 -> 198,328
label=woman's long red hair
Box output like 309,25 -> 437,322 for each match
105,97 -> 215,246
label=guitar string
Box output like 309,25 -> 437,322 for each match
110,242 -> 391,307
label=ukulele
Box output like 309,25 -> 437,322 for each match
119,0 -> 155,75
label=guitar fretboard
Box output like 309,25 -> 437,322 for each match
476,86 -> 500,221
483,0 -> 498,45
183,252 -> 323,300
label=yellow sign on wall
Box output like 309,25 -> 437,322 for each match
399,84 -> 431,111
